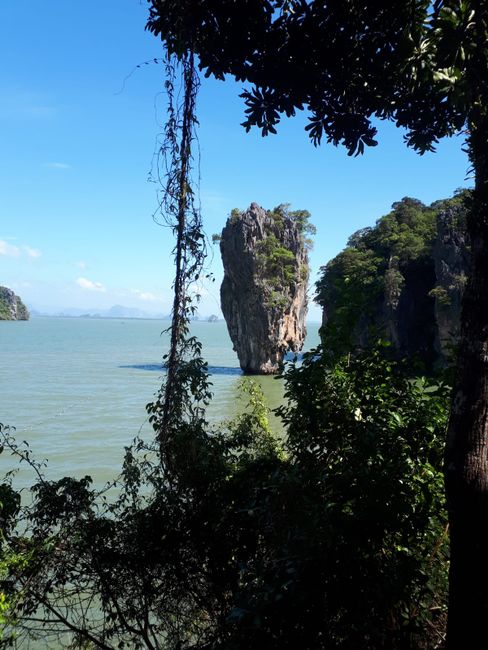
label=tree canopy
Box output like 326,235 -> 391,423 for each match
147,0 -> 474,154
147,2 -> 488,645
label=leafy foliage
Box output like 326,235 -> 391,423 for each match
0,288 -> 29,321
4,2 -> 480,643
277,347 -> 450,648
228,203 -> 313,308
147,3 -> 488,645
315,193 -> 470,358
0,350 -> 449,648
256,233 -> 297,288
146,1 -> 483,156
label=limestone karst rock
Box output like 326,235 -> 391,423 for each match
316,193 -> 471,368
220,203 -> 311,374
0,286 -> 29,320
431,204 -> 471,361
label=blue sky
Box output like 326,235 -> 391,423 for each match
0,1 -> 472,321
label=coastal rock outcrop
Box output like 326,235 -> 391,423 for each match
316,192 -> 471,368
431,204 -> 471,360
0,286 -> 29,320
220,203 -> 311,374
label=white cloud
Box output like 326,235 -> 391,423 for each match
130,289 -> 159,302
0,93 -> 57,119
43,162 -> 71,170
76,277 -> 106,292
24,246 -> 41,259
0,240 -> 20,257
0,240 -> 41,259
75,261 -> 87,269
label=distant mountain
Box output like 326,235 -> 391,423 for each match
29,304 -> 224,321
106,305 -> 162,319
33,305 -> 168,320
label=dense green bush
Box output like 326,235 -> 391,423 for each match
278,347 -> 449,648
256,233 -> 297,288
254,204 -> 315,299
0,348 -> 449,649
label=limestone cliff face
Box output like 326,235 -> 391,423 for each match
317,194 -> 471,368
382,256 -> 439,366
220,203 -> 309,374
432,204 -> 471,361
0,286 -> 29,321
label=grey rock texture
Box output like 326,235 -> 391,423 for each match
320,204 -> 470,368
381,256 -> 439,366
220,203 -> 309,374
0,286 -> 29,320
432,205 -> 471,362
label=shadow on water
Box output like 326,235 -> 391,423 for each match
121,353 -> 314,375
284,351 -> 305,362
120,364 -> 242,376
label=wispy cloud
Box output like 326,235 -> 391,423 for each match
75,261 -> 87,269
130,289 -> 159,302
0,240 -> 20,257
0,93 -> 57,119
76,277 -> 106,292
0,240 -> 42,259
43,162 -> 71,170
24,246 -> 41,259
201,190 -> 229,210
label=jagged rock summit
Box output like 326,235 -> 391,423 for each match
0,286 -> 29,321
220,203 -> 311,374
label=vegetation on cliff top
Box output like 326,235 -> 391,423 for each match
315,191 -> 470,358
0,287 -> 29,321
230,203 -> 315,307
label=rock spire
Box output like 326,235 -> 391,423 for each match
220,203 -> 310,374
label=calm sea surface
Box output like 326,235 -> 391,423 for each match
1,317 -> 320,489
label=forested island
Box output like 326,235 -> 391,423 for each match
317,191 -> 470,368
0,287 -> 29,321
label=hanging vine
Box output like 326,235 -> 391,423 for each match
146,51 -> 212,467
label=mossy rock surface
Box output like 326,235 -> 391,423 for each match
0,286 -> 29,320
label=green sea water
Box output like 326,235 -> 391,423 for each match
1,317 -> 320,489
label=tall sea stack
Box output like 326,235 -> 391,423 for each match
220,203 -> 311,374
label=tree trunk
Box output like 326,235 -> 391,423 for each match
445,113 -> 488,647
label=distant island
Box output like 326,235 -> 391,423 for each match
0,286 -> 29,321
28,305 -> 222,321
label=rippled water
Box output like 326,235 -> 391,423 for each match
1,317 -> 320,489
